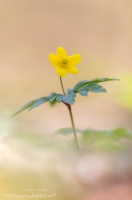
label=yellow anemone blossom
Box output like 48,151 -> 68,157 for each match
49,47 -> 81,77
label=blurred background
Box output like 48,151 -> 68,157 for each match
0,0 -> 132,199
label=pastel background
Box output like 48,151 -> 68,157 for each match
0,0 -> 132,133
0,1 -> 132,199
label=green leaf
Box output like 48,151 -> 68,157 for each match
91,77 -> 120,83
55,127 -> 82,134
49,93 -> 57,106
48,93 -> 57,103
56,90 -> 76,105
56,93 -> 75,105
73,78 -> 119,92
67,88 -> 76,98
6,99 -> 39,120
8,93 -> 57,119
78,90 -> 88,96
29,97 -> 49,111
75,82 -> 106,96
56,94 -> 64,103
73,78 -> 119,96
73,80 -> 88,91
62,95 -> 75,104
8,78 -> 119,119
49,98 -> 57,106
110,128 -> 132,141
29,93 -> 57,111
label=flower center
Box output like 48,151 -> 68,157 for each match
62,59 -> 68,66
58,56 -> 69,68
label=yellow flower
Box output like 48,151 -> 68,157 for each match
49,47 -> 81,77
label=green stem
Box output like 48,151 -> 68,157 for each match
60,76 -> 66,95
60,76 -> 80,151
67,104 -> 80,151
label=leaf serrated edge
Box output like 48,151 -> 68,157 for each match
73,78 -> 119,92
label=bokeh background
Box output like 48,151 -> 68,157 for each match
0,0 -> 132,133
0,0 -> 132,199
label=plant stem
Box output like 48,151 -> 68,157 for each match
60,76 -> 80,151
60,76 -> 66,95
67,104 -> 80,151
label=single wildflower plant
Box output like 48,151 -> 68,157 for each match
8,47 -> 119,152
49,47 -> 81,77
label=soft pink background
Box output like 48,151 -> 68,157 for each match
0,0 -> 132,134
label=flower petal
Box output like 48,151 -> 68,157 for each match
49,54 -> 58,68
67,66 -> 78,74
56,47 -> 67,57
56,67 -> 67,77
68,54 -> 81,65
